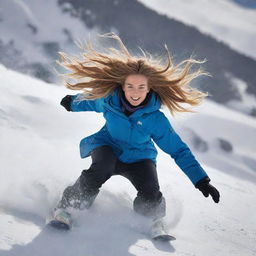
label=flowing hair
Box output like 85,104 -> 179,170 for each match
57,33 -> 209,115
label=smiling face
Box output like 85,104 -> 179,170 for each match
122,74 -> 150,106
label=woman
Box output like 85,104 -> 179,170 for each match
51,34 -> 220,236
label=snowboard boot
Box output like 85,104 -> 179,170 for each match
151,218 -> 176,241
133,195 -> 166,219
49,208 -> 72,230
57,174 -> 100,210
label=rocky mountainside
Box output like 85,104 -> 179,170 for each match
1,0 -> 256,115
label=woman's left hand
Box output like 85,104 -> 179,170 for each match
195,177 -> 220,203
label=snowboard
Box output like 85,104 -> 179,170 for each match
150,218 -> 176,242
47,220 -> 176,241
47,209 -> 72,230
47,219 -> 71,230
152,234 -> 176,242
47,211 -> 175,241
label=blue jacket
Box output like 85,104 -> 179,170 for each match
69,89 -> 208,185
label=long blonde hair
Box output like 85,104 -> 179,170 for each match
57,33 -> 208,115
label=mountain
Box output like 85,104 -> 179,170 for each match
1,0 -> 256,116
137,0 -> 256,59
0,65 -> 256,255
232,0 -> 256,9
0,0 -> 95,82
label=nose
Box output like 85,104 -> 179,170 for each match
131,88 -> 140,94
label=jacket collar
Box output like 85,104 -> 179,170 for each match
105,87 -> 161,118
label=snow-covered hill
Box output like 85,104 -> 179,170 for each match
0,65 -> 256,256
2,0 -> 256,114
137,0 -> 256,60
0,0 -> 97,81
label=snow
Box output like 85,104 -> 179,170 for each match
225,74 -> 256,115
0,0 -> 97,63
137,0 -> 256,60
2,0 -> 256,64
0,64 -> 256,255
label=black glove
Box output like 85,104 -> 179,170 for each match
60,95 -> 73,111
195,177 -> 220,203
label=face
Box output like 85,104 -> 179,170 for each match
122,74 -> 149,106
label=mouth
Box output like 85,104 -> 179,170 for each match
131,97 -> 141,101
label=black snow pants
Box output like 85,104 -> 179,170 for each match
57,146 -> 166,219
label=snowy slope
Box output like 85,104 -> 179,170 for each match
0,65 -> 256,256
137,0 -> 256,60
0,0 -> 97,81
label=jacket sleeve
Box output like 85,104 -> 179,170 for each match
70,93 -> 104,113
151,111 -> 208,185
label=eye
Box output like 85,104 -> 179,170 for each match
139,86 -> 147,90
126,84 -> 133,89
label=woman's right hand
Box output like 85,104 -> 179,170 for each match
60,95 -> 73,111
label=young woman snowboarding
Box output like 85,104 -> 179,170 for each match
50,34 -> 220,240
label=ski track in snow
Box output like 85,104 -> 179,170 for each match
0,65 -> 256,255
